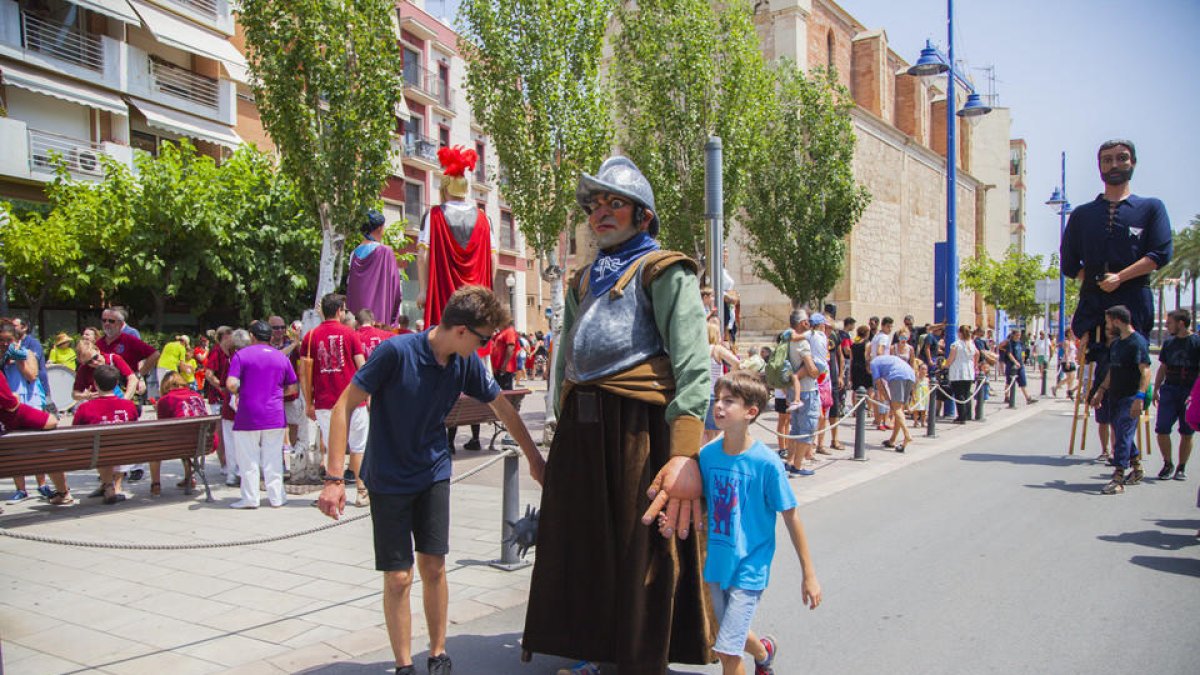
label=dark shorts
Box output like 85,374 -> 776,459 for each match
1155,384 -> 1194,436
0,403 -> 50,433
370,480 -> 451,571
1006,366 -> 1027,388
1094,396 -> 1112,425
828,386 -> 843,418
495,371 -> 515,391
774,397 -> 788,414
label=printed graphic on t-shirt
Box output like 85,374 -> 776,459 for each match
709,470 -> 742,539
317,336 -> 346,374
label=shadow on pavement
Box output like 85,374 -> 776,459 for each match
1128,555 -> 1200,578
1098,529 -> 1200,551
961,453 -> 1094,467
1024,479 -> 1102,494
1151,518 -> 1200,530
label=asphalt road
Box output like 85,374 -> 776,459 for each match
315,407 -> 1200,674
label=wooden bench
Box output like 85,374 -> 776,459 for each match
443,389 -> 530,450
0,416 -> 220,501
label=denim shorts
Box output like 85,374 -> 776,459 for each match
1155,384 -> 1194,436
708,583 -> 763,656
705,394 -> 719,431
789,389 -> 821,441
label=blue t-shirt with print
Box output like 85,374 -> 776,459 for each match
699,438 -> 797,591
352,331 -> 500,495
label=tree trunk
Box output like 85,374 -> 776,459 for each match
0,271 -> 8,317
306,203 -> 344,334
151,290 -> 166,333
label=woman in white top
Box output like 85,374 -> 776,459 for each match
703,321 -> 741,442
892,329 -> 915,365
945,324 -> 978,424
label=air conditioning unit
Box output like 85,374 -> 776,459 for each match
74,149 -> 99,173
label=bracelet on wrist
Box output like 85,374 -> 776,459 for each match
322,477 -> 345,484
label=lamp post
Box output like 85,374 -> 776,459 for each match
1045,152 -> 1071,343
908,0 -> 991,330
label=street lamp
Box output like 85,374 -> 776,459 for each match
908,1 -> 992,331
1045,152 -> 1071,343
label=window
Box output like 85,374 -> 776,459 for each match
406,113 -> 424,143
438,63 -> 451,106
404,181 -> 424,220
402,46 -> 421,88
131,130 -> 161,156
500,210 -> 515,250
475,141 -> 486,182
827,30 -> 835,68
439,125 -> 450,148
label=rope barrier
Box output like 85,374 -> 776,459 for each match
756,396 -> 867,441
929,379 -> 988,406
0,450 -> 520,550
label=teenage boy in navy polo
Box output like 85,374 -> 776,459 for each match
317,285 -> 545,675
1089,305 -> 1151,495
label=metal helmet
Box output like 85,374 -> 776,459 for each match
576,156 -> 659,237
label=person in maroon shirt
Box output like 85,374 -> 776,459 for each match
355,309 -> 396,360
154,372 -> 210,494
300,294 -> 368,497
97,308 -> 159,386
74,365 -> 141,504
73,338 -> 138,402
204,327 -> 238,484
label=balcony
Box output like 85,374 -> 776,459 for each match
473,165 -> 493,191
156,0 -> 235,35
151,56 -> 219,110
127,44 -> 235,124
0,118 -> 132,183
0,7 -> 126,89
399,13 -> 439,42
403,65 -> 453,113
401,132 -> 441,171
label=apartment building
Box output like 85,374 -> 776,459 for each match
0,0 -> 247,204
385,0 -> 532,331
1009,138 -> 1027,253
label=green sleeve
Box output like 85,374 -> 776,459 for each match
551,280 -> 579,418
649,263 -> 710,423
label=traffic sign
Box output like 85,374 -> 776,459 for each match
1035,278 -> 1062,305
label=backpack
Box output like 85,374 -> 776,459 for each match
765,330 -> 795,389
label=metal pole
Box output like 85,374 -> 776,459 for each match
926,384 -> 938,437
944,0 -> 959,330
1057,152 -> 1067,344
853,387 -> 868,461
489,452 -> 531,571
705,136 -> 725,335
975,375 -> 986,421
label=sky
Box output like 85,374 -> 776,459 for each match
434,0 -> 1200,260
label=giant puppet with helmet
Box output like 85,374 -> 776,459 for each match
416,145 -> 498,327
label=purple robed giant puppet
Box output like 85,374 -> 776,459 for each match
346,209 -> 402,328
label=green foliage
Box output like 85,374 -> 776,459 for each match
612,0 -> 773,257
1045,253 -> 1080,318
961,245 -> 1047,319
240,0 -> 402,300
741,65 -> 871,306
458,0 -> 613,259
1154,214 -> 1200,285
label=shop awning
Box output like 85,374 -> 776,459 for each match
72,0 -> 141,25
129,97 -> 243,148
0,61 -> 127,115
128,0 -> 248,71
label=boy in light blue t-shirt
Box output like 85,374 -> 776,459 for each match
680,369 -> 822,674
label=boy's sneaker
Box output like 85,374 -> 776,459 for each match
428,652 -> 452,675
463,438 -> 482,451
36,484 -> 55,499
5,490 -> 29,504
1158,462 -> 1175,480
556,662 -> 600,675
1125,467 -> 1144,485
1101,470 -> 1125,495
1174,468 -> 1188,481
755,634 -> 778,675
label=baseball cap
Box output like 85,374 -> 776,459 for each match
249,320 -> 272,341
810,313 -> 826,326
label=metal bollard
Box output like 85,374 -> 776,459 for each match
1008,377 -> 1017,408
490,451 -> 531,571
853,387 -> 867,461
926,386 -> 937,438
1041,367 -> 1048,397
975,378 -> 986,422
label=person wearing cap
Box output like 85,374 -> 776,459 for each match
226,322 -> 298,508
523,156 -> 715,674
347,209 -> 403,328
48,333 -> 76,370
417,145 -> 498,328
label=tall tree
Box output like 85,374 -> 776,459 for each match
611,0 -> 772,259
1154,214 -> 1200,284
240,0 -> 402,318
741,64 -> 870,307
961,246 -> 1046,321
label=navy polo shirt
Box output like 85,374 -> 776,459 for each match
1060,194 -> 1172,337
1107,331 -> 1150,400
353,331 -> 500,495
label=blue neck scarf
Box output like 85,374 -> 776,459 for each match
588,232 -> 659,297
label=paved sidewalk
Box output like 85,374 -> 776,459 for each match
0,379 -> 1058,673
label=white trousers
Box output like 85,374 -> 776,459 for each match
222,419 -> 238,475
233,428 -> 286,506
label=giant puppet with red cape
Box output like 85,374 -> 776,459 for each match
417,145 -> 495,327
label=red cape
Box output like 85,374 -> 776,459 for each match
424,205 -> 494,327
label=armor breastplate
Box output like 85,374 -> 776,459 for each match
564,258 -> 665,383
444,205 -> 478,247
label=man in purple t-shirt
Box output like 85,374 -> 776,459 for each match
226,321 -> 298,509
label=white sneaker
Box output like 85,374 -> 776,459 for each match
269,500 -> 287,508
229,500 -> 259,509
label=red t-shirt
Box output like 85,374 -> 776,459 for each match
299,321 -> 365,409
73,354 -> 134,395
97,333 -> 156,367
74,395 -> 141,426
356,326 -> 395,360
0,375 -> 20,411
204,348 -> 231,404
490,326 -> 519,373
156,387 -> 209,419
0,402 -> 50,433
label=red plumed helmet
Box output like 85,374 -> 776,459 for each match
437,145 -> 478,177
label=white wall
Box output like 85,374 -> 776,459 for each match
4,86 -> 90,138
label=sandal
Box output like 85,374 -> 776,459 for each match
176,477 -> 196,489
49,491 -> 75,506
830,441 -> 845,451
355,489 -> 370,508
150,482 -> 162,497
816,447 -> 832,455
882,440 -> 895,448
102,483 -> 126,505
